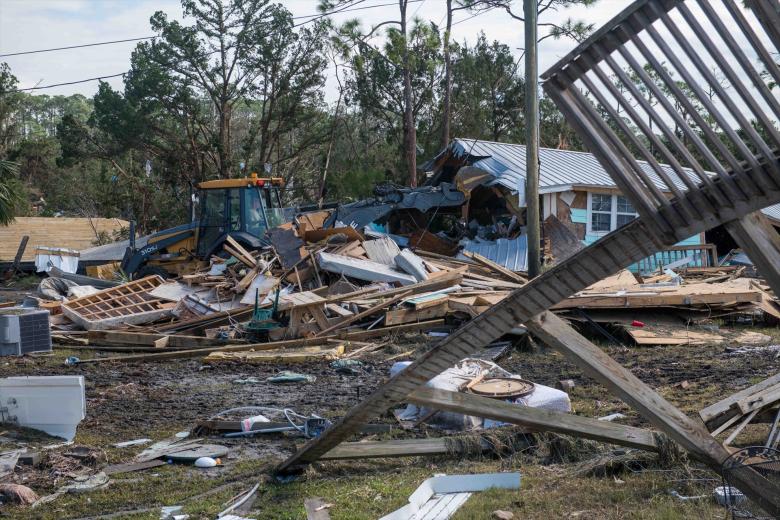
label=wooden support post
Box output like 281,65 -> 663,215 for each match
725,212 -> 780,298
527,310 -> 780,515
4,235 -> 28,278
408,387 -> 661,452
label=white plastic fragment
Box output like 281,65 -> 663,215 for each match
113,438 -> 152,448
194,457 -> 217,468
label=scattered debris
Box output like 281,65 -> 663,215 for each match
0,483 -> 39,505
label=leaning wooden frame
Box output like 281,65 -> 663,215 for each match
276,0 -> 780,514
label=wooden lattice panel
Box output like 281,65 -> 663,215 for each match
62,276 -> 174,330
541,0 -> 780,239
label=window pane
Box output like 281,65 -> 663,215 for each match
244,187 -> 265,235
617,213 -> 636,227
617,195 -> 635,214
591,193 -> 612,212
591,212 -> 611,232
228,189 -> 241,231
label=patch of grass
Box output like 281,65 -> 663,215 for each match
8,459 -> 269,520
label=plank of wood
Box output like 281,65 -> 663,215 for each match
528,312 -> 728,462
627,328 -> 724,346
324,271 -> 462,304
320,438 -> 455,460
552,282 -> 762,309
225,236 -> 258,267
204,344 -> 345,364
4,236 -> 28,277
87,330 -> 242,348
223,243 -> 256,269
527,311 -> 780,511
408,388 -> 660,452
148,334 -> 168,349
461,251 -> 527,284
462,272 -> 525,289
733,384 -> 780,416
384,302 -> 449,326
274,218 -> 670,474
700,372 -> 780,428
75,320 -> 445,364
725,212 -> 780,300
313,291 -> 412,337
724,409 -> 760,446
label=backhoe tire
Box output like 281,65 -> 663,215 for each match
135,265 -> 171,280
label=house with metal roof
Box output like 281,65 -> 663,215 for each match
423,138 -> 780,269
425,138 -> 779,238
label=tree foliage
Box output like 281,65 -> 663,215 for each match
0,0 -> 605,231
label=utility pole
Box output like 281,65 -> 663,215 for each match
524,0 -> 541,278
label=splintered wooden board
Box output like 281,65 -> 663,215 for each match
278,291 -> 326,311
203,344 -> 345,364
628,328 -> 724,346
62,276 -> 173,330
553,279 -> 763,309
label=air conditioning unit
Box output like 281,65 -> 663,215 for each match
0,308 -> 52,356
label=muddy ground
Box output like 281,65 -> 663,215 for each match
0,296 -> 778,518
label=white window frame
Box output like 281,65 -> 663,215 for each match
586,192 -> 638,236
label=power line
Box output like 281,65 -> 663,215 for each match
0,37 -> 155,58
452,10 -> 488,26
9,73 -> 127,93
294,0 -> 425,27
4,1 -> 435,93
1,2 -> 426,57
411,0 -> 427,18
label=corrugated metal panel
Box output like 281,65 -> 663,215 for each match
458,235 -> 528,272
762,204 -> 780,223
449,138 -> 701,194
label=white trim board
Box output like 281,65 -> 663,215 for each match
379,472 -> 521,520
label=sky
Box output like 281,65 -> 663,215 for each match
0,0 -> 618,102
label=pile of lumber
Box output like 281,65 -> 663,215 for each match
38,208 -> 780,356
555,269 -> 780,346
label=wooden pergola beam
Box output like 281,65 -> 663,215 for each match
725,212 -> 780,298
527,310 -> 780,515
408,387 -> 661,452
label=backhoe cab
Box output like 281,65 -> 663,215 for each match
121,174 -> 286,279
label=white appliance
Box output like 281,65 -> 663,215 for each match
0,376 -> 86,440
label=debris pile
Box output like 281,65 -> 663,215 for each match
11,207 -> 776,362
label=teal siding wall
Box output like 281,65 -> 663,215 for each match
581,233 -> 705,272
570,208 -> 587,224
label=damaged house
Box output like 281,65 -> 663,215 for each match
424,138 -> 780,271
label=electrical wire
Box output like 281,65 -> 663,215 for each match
294,0 -> 425,27
7,73 -> 127,93
0,36 -> 155,58
452,10 -> 488,26
1,2 -> 413,56
3,0 -> 435,94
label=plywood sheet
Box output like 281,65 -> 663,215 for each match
0,217 -> 128,262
